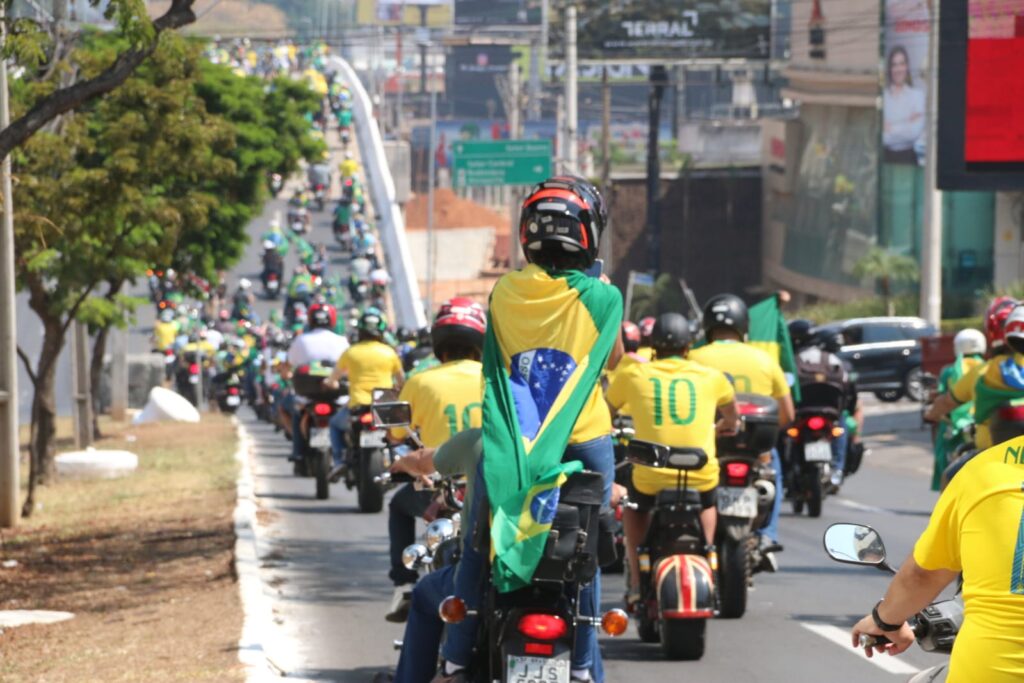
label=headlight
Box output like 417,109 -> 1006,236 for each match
424,519 -> 455,553
401,543 -> 428,570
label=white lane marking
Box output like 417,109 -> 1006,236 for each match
832,497 -> 888,514
800,622 -> 921,676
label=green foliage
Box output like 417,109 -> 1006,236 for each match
628,273 -> 687,320
792,295 -> 919,325
852,246 -> 921,285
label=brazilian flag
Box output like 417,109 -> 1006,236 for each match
482,265 -> 622,593
748,295 -> 801,402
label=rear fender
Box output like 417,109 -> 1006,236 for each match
655,554 -> 715,619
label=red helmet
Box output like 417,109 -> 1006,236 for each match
1004,304 -> 1024,354
621,321 -> 641,352
308,303 -> 337,331
432,297 -> 487,356
519,182 -> 601,268
986,296 -> 1017,350
638,316 -> 656,343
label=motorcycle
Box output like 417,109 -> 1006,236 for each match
941,401 -> 1024,488
822,523 -> 959,682
268,172 -> 283,197
783,382 -> 847,517
213,371 -> 243,414
713,393 -> 780,618
263,270 -> 281,300
439,470 -> 628,681
292,362 -> 345,501
312,183 -> 327,212
624,440 -> 716,660
175,350 -> 206,406
157,347 -> 177,382
340,392 -> 393,513
333,200 -> 353,249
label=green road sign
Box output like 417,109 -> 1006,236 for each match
452,140 -> 553,187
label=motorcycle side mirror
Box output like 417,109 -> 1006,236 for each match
372,388 -> 401,403
372,401 -> 412,428
822,523 -> 895,573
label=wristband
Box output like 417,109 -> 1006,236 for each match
871,600 -> 902,632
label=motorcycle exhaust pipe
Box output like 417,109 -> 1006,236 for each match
753,479 -> 776,508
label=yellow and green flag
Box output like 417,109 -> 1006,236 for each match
748,295 -> 801,402
482,265 -> 622,593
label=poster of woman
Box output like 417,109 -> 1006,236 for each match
883,0 -> 931,164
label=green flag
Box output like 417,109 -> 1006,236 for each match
748,295 -> 801,402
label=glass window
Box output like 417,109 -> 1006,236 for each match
841,325 -> 863,345
901,323 -> 936,340
862,324 -> 905,343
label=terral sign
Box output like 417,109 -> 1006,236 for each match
570,0 -> 771,61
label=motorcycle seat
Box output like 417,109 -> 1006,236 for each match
654,488 -> 703,509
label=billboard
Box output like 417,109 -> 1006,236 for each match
882,0 -> 931,165
446,45 -> 515,118
937,0 -> 1024,190
566,0 -> 772,61
454,0 -> 541,25
355,0 -> 452,27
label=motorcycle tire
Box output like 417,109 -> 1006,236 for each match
807,466 -> 824,518
717,537 -> 750,619
357,448 -> 386,513
293,458 -> 310,477
637,614 -> 659,643
316,198 -> 325,213
660,618 -> 705,660
314,449 -> 330,500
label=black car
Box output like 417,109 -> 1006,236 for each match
815,317 -> 937,402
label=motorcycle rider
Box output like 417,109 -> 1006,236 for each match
383,298 -> 486,623
636,316 -> 656,361
689,294 -> 795,570
261,241 -> 284,290
928,328 -> 986,490
285,265 -> 315,325
279,303 -> 349,465
606,312 -> 740,608
849,433 -> 1024,682
323,308 -> 405,473
434,178 -> 623,683
152,308 -> 179,352
232,279 -> 256,318
339,151 -> 359,180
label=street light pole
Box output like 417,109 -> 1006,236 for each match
0,2 -> 19,527
426,70 -> 437,315
919,2 -> 942,326
564,4 -> 578,174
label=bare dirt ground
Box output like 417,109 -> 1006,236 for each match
0,415 -> 243,682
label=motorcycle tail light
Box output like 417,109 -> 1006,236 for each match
517,614 -> 567,641
806,416 -> 827,431
725,461 -> 750,486
188,363 -> 200,375
313,403 -> 332,416
359,412 -> 374,425
738,401 -> 767,415
165,349 -> 174,357
996,405 -> 1024,421
786,427 -> 800,438
229,387 -> 239,396
524,642 -> 554,656
269,273 -> 278,281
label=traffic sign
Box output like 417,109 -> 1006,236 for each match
452,140 -> 552,188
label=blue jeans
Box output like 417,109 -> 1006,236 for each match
394,566 -> 454,683
442,436 -> 613,681
758,448 -> 783,545
329,406 -> 351,466
282,393 -> 305,461
831,417 -> 849,474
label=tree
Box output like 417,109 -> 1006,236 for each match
852,247 -> 920,316
628,273 -> 686,321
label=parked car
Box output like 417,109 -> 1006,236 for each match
814,317 -> 937,402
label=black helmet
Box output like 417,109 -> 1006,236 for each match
703,294 -> 749,338
519,178 -> 603,270
788,319 -> 815,351
819,331 -> 844,354
650,313 -> 692,354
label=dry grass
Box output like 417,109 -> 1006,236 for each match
0,414 -> 243,682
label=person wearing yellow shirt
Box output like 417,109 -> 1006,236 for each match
151,308 -> 179,352
604,321 -> 648,418
339,152 -> 359,180
323,307 -> 404,471
383,298 -> 487,622
850,434 -> 1024,682
606,313 -> 739,606
689,293 -> 794,570
635,316 -> 656,361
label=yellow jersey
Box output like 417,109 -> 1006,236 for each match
152,321 -> 178,351
606,356 -> 735,493
605,352 -> 647,416
689,340 -> 790,399
339,158 -> 359,179
912,436 -> 1024,683
390,359 -> 483,448
950,353 -> 1022,448
337,340 -> 403,407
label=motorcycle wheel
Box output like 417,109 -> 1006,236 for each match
316,198 -> 325,212
293,458 -> 310,477
637,614 -> 659,643
660,618 -> 705,660
874,389 -> 904,402
807,465 -> 824,518
717,537 -> 749,619
314,449 -> 330,500
357,448 -> 386,513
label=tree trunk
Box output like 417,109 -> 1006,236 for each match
22,317 -> 66,517
90,325 -> 109,440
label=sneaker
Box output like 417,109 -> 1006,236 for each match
385,586 -> 412,623
430,670 -> 468,683
328,463 -> 347,483
754,538 -> 783,574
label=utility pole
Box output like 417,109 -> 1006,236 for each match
646,65 -> 669,274
600,65 -> 613,273
530,0 -> 549,121
71,322 -> 91,449
0,2 -> 18,527
109,327 -> 127,421
426,70 -> 437,314
418,5 -> 428,94
555,93 -> 565,174
919,2 -> 942,326
509,63 -> 522,270
564,4 -> 578,174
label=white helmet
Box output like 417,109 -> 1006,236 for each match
263,239 -> 276,251
953,328 -> 986,357
239,278 -> 252,290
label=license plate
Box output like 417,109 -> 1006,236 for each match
226,395 -> 241,406
506,655 -> 569,683
164,355 -> 175,365
188,375 -> 199,384
310,429 -> 331,449
717,486 -> 758,518
360,430 -> 387,448
804,440 -> 833,463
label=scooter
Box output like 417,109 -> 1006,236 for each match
822,523 -> 959,682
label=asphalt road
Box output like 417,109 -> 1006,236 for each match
237,394 -> 949,683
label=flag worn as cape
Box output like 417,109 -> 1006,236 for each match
973,357 -> 1024,425
748,295 -> 802,402
482,265 -> 622,593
